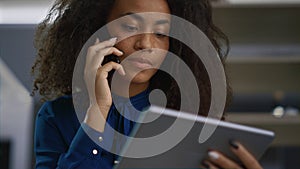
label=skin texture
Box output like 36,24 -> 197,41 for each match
201,141 -> 263,169
84,0 -> 170,135
106,0 -> 171,97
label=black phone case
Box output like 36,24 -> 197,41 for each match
101,54 -> 121,66
101,55 -> 121,84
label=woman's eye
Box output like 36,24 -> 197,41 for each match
155,32 -> 168,38
121,24 -> 138,32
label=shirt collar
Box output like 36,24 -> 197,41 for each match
112,88 -> 150,111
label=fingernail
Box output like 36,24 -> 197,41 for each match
121,70 -> 126,76
229,140 -> 239,149
208,151 -> 219,160
117,50 -> 123,55
95,38 -> 99,44
110,37 -> 117,42
119,68 -> 126,76
201,161 -> 210,168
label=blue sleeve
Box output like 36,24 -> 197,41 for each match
34,103 -> 115,169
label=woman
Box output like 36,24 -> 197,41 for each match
32,0 -> 263,168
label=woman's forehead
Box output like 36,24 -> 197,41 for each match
107,0 -> 171,24
110,0 -> 170,15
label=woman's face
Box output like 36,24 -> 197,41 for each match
107,0 -> 171,84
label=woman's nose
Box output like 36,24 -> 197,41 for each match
134,33 -> 154,51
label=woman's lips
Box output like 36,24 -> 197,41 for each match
127,57 -> 153,69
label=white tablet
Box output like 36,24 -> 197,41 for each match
115,106 -> 275,168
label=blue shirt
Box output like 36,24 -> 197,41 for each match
34,89 -> 150,169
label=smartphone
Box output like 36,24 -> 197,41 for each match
101,54 -> 121,84
101,54 -> 121,66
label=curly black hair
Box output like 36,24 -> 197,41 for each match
32,0 -> 231,118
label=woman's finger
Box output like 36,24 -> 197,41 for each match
89,37 -> 118,53
86,37 -> 118,60
229,141 -> 263,169
207,151 -> 242,169
200,160 -> 218,169
88,46 -> 123,70
98,61 -> 126,79
96,46 -> 123,58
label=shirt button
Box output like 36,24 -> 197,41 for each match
92,149 -> 98,155
114,160 -> 119,164
98,136 -> 103,142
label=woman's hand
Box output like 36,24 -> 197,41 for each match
201,141 -> 263,169
84,37 -> 125,132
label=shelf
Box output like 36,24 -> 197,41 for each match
227,56 -> 300,63
212,0 -> 300,7
226,113 -> 300,146
226,44 -> 300,63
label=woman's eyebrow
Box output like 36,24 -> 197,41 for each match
119,12 -> 143,22
119,12 -> 170,25
155,20 -> 170,26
